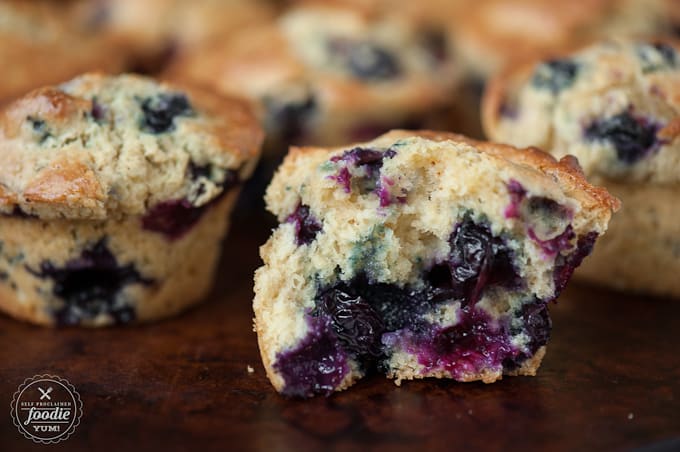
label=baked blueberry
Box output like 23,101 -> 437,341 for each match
264,94 -> 317,143
347,43 -> 401,80
637,42 -> 677,72
287,204 -> 322,246
584,111 -> 661,164
27,239 -> 153,326
330,147 -> 397,195
140,93 -> 194,134
449,216 -> 519,305
531,59 -> 579,94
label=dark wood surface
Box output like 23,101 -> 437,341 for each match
1,216 -> 679,452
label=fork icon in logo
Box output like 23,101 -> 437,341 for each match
38,387 -> 53,400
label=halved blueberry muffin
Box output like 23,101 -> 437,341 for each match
0,73 -> 263,326
253,130 -> 618,397
167,2 -> 460,152
483,38 -> 680,297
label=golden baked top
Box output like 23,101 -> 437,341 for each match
0,73 -> 263,220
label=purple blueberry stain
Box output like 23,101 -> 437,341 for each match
26,238 -> 153,326
140,93 -> 194,134
531,58 -> 580,94
522,197 -> 574,257
415,305 -> 518,379
274,313 -> 350,398
553,231 -> 598,298
329,148 -> 397,198
584,110 -> 664,164
528,225 -> 575,258
504,179 -> 527,219
286,204 -> 322,246
330,166 -> 352,193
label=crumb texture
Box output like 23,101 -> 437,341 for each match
254,130 -> 617,396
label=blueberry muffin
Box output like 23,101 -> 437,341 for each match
74,0 -> 276,72
253,130 -> 618,397
0,73 -> 263,326
453,0 -> 671,82
167,2 -> 460,151
483,38 -> 680,297
0,0 -> 127,105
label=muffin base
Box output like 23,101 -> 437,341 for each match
0,192 -> 238,326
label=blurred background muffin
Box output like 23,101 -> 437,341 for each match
0,0 -> 127,105
71,0 -> 278,73
167,0 -> 461,153
452,0 -> 673,82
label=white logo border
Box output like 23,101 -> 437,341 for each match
10,374 -> 83,445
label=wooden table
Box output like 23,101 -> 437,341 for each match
1,216 -> 679,451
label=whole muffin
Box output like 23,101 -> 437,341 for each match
0,0 -> 128,105
167,2 -> 460,152
453,0 -> 671,82
0,73 -> 263,326
254,130 -> 618,397
483,38 -> 680,297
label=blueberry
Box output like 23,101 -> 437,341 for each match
584,111 -> 661,164
91,97 -> 105,122
553,232 -> 598,298
517,300 -> 551,352
274,315 -> 350,398
503,299 -> 551,370
637,42 -> 677,72
329,39 -> 401,81
143,168 -> 238,240
188,161 -> 213,182
287,204 -> 322,246
142,199 -> 206,240
651,42 -> 677,66
330,147 -> 397,196
26,238 -> 153,326
449,216 -> 520,306
140,93 -> 194,134
316,284 -> 385,359
531,59 -> 579,94
26,116 -> 50,143
264,94 -> 317,143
